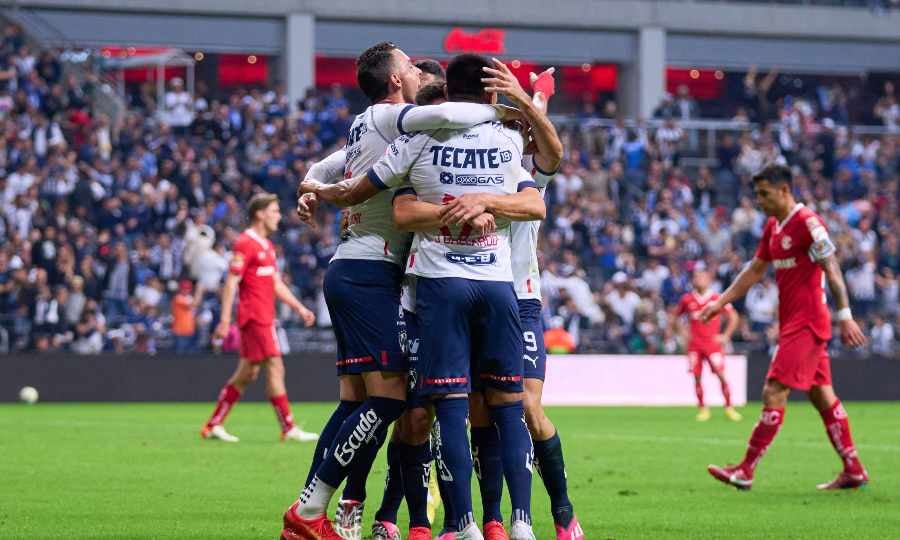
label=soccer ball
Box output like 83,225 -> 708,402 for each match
19,386 -> 39,404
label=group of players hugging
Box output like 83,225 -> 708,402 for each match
197,41 -> 871,540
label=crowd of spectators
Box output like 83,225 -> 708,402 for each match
0,24 -> 896,356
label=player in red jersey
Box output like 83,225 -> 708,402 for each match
702,164 -> 868,491
201,193 -> 319,443
673,268 -> 741,422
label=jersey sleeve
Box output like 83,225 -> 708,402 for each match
755,219 -> 774,261
228,240 -> 252,279
675,294 -> 688,315
368,134 -> 429,190
522,154 -> 557,189
398,102 -> 503,136
306,148 -> 347,184
805,213 -> 836,262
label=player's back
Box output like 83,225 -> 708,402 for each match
401,121 -> 533,282
337,103 -> 414,266
231,230 -> 277,327
757,204 -> 831,339
510,155 -> 554,300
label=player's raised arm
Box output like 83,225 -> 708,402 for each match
398,101 -> 520,134
296,149 -> 348,223
700,257 -> 768,322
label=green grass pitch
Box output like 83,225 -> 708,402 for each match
1,402 -> 898,539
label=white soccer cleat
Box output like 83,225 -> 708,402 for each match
203,424 -> 239,443
334,499 -> 364,540
509,520 -> 536,540
456,523 -> 484,540
282,426 -> 320,442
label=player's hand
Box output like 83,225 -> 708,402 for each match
296,192 -> 318,225
297,306 -> 316,328
699,301 -> 723,323
298,179 -> 324,195
715,334 -> 729,346
213,319 -> 230,342
839,319 -> 867,348
483,58 -> 532,109
440,193 -> 490,226
529,67 -> 556,98
468,212 -> 496,237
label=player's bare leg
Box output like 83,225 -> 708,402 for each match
469,392 -> 507,540
808,385 -> 869,489
709,379 -> 789,490
713,370 -> 741,421
201,358 -> 260,442
524,378 -> 583,540
263,356 -> 318,442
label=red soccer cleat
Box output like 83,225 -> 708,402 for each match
407,526 -> 432,540
555,515 -> 585,540
281,501 -> 343,540
434,532 -> 456,540
707,464 -> 753,491
817,469 -> 869,490
484,520 -> 510,540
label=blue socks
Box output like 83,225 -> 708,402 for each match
401,441 -> 433,528
306,400 -> 361,485
535,431 -> 574,527
471,426 -> 504,525
434,398 -> 475,531
489,401 -> 533,525
374,440 -> 404,523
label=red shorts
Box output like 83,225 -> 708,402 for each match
766,329 -> 832,391
687,344 -> 725,377
239,322 -> 281,363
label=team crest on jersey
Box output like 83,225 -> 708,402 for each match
781,235 -> 792,250
258,251 -> 266,260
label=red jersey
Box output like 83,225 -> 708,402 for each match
229,229 -> 277,328
677,291 -> 732,350
755,204 -> 831,340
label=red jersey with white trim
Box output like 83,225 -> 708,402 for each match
229,229 -> 277,328
754,204 -> 832,340
677,291 -> 732,350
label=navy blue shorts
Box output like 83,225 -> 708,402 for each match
518,299 -> 547,380
401,309 -> 430,409
324,259 -> 407,376
415,277 -> 524,396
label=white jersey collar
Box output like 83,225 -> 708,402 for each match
775,203 -> 804,234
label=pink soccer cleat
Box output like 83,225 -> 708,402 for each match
281,501 -> 343,540
555,515 -> 585,540
707,463 -> 753,491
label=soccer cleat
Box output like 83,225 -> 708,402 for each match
426,470 -> 442,524
508,520 -> 535,540
333,499 -> 364,540
724,407 -> 743,422
201,424 -> 239,442
707,464 -> 753,491
482,521 -> 509,540
371,521 -> 401,540
408,526 -> 431,540
282,426 -> 320,442
433,531 -> 455,540
816,469 -> 869,490
457,524 -> 484,540
282,501 -> 343,540
696,407 -> 711,422
554,515 -> 585,540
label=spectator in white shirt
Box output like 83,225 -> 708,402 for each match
746,278 -> 778,333
605,272 -> 642,327
869,314 -> 894,356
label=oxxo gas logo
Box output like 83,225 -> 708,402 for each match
334,410 -> 382,466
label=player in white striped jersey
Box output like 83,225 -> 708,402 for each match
283,44 -> 519,540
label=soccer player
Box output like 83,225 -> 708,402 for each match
459,59 -> 585,540
703,164 -> 869,491
201,192 -> 318,443
294,53 -> 544,540
673,268 -> 741,422
282,44 -> 521,540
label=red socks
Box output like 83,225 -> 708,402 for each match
695,379 -> 705,408
206,384 -> 241,429
720,380 -> 732,408
819,401 -> 864,475
739,407 -> 784,475
270,394 -> 295,434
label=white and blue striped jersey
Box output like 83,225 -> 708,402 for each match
510,155 -> 556,301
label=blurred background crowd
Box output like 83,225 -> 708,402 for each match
0,23 -> 896,356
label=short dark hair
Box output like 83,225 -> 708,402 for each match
415,82 -> 446,105
446,54 -> 491,101
752,163 -> 793,186
415,59 -> 445,80
356,42 -> 398,103
247,192 -> 278,222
